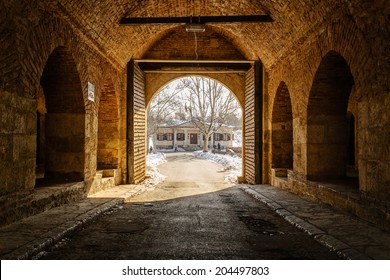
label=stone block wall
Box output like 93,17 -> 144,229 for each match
0,90 -> 37,224
0,92 -> 37,189
0,4 -> 125,224
265,3 -> 389,206
358,94 -> 390,198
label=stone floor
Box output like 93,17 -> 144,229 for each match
0,183 -> 389,259
39,185 -> 339,260
241,185 -> 390,259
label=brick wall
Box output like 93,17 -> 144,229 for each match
143,26 -> 247,60
98,77 -> 120,169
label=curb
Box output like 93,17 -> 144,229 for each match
239,185 -> 370,260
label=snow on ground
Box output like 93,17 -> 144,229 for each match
146,152 -> 167,167
233,130 -> 242,147
193,151 -> 242,183
142,153 -> 167,190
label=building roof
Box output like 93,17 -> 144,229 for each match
160,120 -> 191,128
158,120 -> 235,132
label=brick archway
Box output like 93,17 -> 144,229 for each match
306,51 -> 355,181
147,74 -> 243,151
37,46 -> 85,183
271,82 -> 293,171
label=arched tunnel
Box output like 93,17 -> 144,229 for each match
0,0 -> 389,265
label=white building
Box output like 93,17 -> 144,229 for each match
154,120 -> 234,150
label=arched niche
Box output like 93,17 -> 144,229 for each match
271,82 -> 293,171
306,51 -> 356,181
37,46 -> 85,183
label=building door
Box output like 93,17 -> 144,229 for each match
244,60 -> 263,184
190,133 -> 198,144
127,60 -> 146,184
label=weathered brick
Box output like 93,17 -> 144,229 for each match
0,0 -> 388,227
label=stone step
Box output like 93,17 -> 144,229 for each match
101,177 -> 115,190
97,169 -> 117,178
88,169 -> 119,195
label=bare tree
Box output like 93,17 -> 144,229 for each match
147,84 -> 182,151
181,76 -> 240,152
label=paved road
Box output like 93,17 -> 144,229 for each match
41,152 -> 339,259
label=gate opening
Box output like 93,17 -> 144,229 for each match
147,76 -> 243,183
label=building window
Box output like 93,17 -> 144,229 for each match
157,133 -> 173,141
214,133 -> 223,141
166,133 -> 173,141
177,133 -> 185,141
157,133 -> 164,141
224,133 -> 231,141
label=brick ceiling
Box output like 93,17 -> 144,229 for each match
4,0 -> 387,69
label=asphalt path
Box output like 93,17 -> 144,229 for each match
41,152 -> 339,259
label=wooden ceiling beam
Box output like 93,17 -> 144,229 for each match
119,15 -> 273,25
143,70 -> 248,74
134,59 -> 255,64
